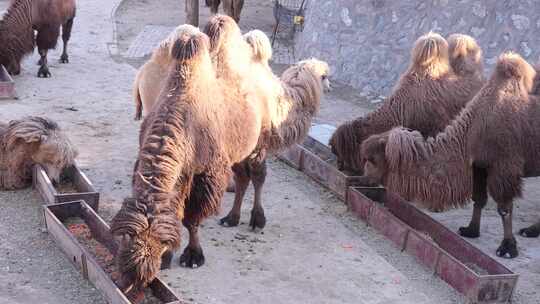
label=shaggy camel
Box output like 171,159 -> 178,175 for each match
360,52 -> 540,258
0,0 -> 76,77
110,25 -> 329,291
329,32 -> 484,173
0,116 -> 77,189
205,0 -> 244,22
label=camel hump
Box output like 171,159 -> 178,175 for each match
496,52 -> 536,81
411,31 -> 449,68
171,25 -> 209,61
243,30 -> 272,63
447,33 -> 481,62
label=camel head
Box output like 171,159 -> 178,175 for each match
243,29 -> 272,65
295,58 -> 332,93
5,116 -> 78,182
329,119 -> 367,174
408,32 -> 450,79
111,198 -> 180,294
360,131 -> 390,185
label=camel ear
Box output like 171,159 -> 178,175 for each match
172,33 -> 209,61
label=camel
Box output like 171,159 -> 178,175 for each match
0,0 -> 76,77
0,116 -> 78,189
360,52 -> 540,258
329,32 -> 484,173
205,0 -> 244,23
110,25 -> 330,292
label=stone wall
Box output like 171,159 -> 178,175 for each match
295,0 -> 540,95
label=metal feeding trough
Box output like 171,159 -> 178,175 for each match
33,164 -> 100,211
348,188 -> 518,303
277,124 -> 363,200
0,64 -> 16,99
277,123 -> 519,303
44,200 -> 183,304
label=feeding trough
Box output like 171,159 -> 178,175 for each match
44,200 -> 183,304
277,124 -> 363,200
0,64 -> 16,99
347,187 -> 518,304
33,164 -> 100,211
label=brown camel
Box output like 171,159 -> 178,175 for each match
0,116 -> 78,189
110,25 -> 329,292
0,0 -> 76,77
360,52 -> 540,258
205,0 -> 244,22
329,32 -> 484,173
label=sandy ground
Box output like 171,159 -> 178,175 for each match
0,0 -> 539,303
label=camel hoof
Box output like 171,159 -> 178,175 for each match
458,225 -> 480,238
60,54 -> 69,63
37,59 -> 43,65
179,246 -> 205,268
496,238 -> 518,259
37,67 -> 51,78
249,209 -> 266,230
219,213 -> 240,227
160,250 -> 174,270
519,226 -> 540,238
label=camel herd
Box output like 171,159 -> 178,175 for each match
1,0 -> 540,301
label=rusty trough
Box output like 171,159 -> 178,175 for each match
277,124 -> 519,303
0,64 -> 16,99
44,200 -> 182,304
33,164 -> 100,211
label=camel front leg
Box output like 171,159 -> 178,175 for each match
459,166 -> 487,238
249,158 -> 267,230
37,48 -> 51,78
180,221 -> 205,268
60,18 -> 74,63
220,162 -> 250,227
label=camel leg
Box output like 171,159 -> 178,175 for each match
160,250 -> 174,270
459,166 -> 487,238
520,220 -> 540,238
210,0 -> 220,14
60,18 -> 74,63
226,176 -> 235,192
36,25 -> 60,78
496,201 -> 518,258
180,166 -> 229,267
220,162 -> 250,227
249,158 -> 267,230
232,0 -> 244,23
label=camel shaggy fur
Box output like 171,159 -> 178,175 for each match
110,25 -> 329,291
360,52 -> 540,258
329,32 -> 484,173
0,0 -> 76,77
205,0 -> 244,22
0,116 -> 77,189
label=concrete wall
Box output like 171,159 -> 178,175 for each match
295,0 -> 540,95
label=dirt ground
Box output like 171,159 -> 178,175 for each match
0,0 -> 539,303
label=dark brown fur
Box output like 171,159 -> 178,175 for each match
361,52 -> 540,258
0,0 -> 76,77
329,33 -> 484,173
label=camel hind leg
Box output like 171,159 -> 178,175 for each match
520,221 -> 540,238
220,161 -> 250,227
36,25 -> 60,78
459,166 -> 488,238
180,163 -> 230,268
249,155 -> 267,230
60,17 -> 75,63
